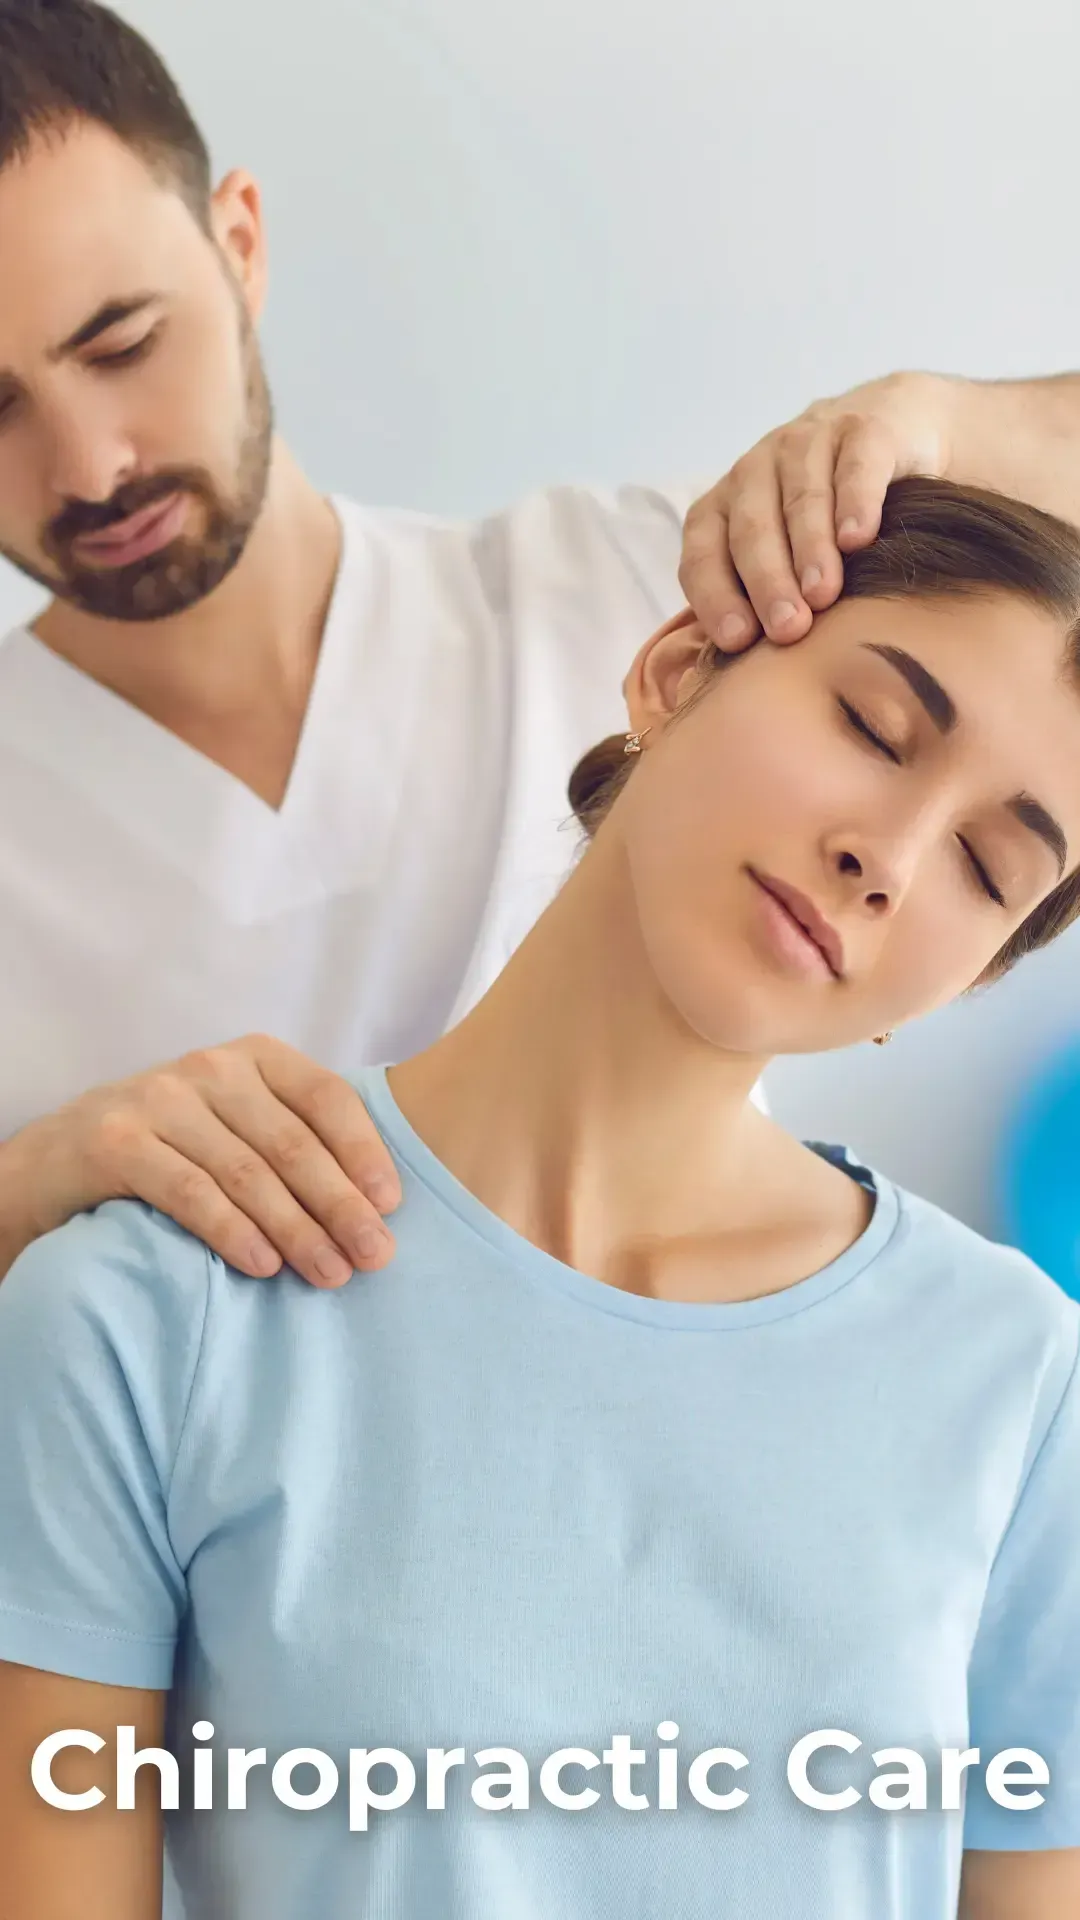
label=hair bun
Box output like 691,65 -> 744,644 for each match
567,734 -> 632,836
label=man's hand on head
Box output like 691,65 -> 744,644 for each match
0,1036 -> 401,1287
679,371 -> 957,650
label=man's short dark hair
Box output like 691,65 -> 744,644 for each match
0,0 -> 212,223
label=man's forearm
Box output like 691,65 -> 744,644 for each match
943,370 -> 1080,527
0,1131 -> 46,1282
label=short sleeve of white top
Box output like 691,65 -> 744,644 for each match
0,480 -> 771,1134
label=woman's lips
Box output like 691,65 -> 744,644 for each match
71,492 -> 187,569
748,870 -> 841,983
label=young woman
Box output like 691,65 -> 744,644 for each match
2,478 -> 1080,1920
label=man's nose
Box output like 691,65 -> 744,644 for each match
40,394 -> 139,507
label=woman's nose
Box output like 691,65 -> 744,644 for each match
829,835 -> 916,915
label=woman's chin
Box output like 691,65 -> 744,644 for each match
663,971 -> 865,1064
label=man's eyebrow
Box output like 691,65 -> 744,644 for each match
860,641 -> 1069,876
0,296 -> 162,396
49,295 -> 160,359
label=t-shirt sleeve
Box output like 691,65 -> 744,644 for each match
494,479 -> 703,641
963,1325 -> 1080,1850
0,1202 -> 211,1689
565,479 -> 708,620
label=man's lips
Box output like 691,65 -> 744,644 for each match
71,492 -> 186,566
749,869 -> 845,979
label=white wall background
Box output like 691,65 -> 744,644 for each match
4,0 -> 1080,1236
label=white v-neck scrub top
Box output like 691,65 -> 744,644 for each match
0,481 -> 745,1136
0,1067 -> 1077,1918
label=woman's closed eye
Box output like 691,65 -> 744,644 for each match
837,695 -> 903,764
956,836 -> 1006,908
836,696 -> 1007,908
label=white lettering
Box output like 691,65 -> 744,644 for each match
116,1724 -> 179,1811
471,1747 -> 530,1811
868,1748 -> 927,1811
348,1748 -> 416,1832
687,1748 -> 749,1811
539,1748 -> 601,1810
271,1748 -> 339,1810
940,1748 -> 980,1812
425,1748 -> 466,1809
986,1749 -> 1049,1810
787,1729 -> 862,1811
603,1733 -> 649,1810
192,1722 -> 215,1811
227,1747 -> 267,1809
30,1730 -> 105,1811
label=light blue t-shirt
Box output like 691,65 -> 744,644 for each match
0,1064 -> 1079,1919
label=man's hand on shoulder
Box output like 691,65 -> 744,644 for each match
0,1036 -> 401,1287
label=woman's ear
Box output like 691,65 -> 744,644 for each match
622,606 -> 713,740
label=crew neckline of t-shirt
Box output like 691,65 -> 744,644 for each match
356,1064 -> 903,1332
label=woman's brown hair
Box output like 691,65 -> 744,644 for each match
567,477 -> 1080,985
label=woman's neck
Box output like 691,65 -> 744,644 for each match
389,844 -> 871,1304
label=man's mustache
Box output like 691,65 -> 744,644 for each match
47,471 -> 209,548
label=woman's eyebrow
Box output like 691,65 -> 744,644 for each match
859,642 -> 1068,875
861,643 -> 957,733
1011,792 -> 1068,876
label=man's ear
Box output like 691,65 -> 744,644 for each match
623,606 -> 713,740
210,170 -> 269,322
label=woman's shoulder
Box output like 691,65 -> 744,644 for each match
3,1195 -> 214,1308
0,1199 -> 214,1399
882,1171 -> 1080,1381
0,1202 -> 219,1539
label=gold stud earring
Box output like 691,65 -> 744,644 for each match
623,727 -> 652,755
872,1031 -> 893,1046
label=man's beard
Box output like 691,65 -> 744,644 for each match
0,321 -> 275,623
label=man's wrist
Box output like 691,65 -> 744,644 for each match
832,370 -> 961,488
927,367 -> 1080,522
0,1128 -> 48,1281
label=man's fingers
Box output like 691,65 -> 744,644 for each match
678,494 -> 760,651
28,1040 -> 403,1287
236,1039 -> 403,1215
831,415 -> 899,550
116,1134 -> 288,1281
775,424 -> 844,610
161,1113 -> 388,1290
167,1092 -> 395,1285
682,376 -> 950,659
724,459 -> 812,643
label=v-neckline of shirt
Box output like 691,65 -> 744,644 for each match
0,497 -> 374,915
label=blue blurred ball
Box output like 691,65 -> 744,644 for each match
999,1038 -> 1080,1302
